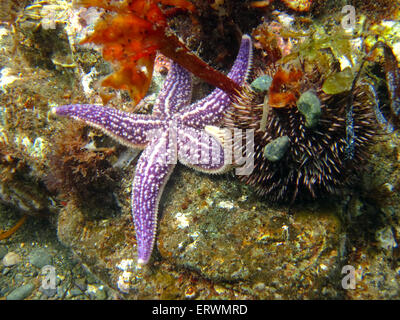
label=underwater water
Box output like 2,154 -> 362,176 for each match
1,0 -> 400,300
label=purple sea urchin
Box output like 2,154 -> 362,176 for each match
225,64 -> 378,202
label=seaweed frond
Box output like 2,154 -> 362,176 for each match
76,0 -> 240,105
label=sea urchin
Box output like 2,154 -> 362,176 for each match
225,64 -> 378,202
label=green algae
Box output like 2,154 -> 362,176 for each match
263,136 -> 290,162
297,90 -> 321,128
322,67 -> 354,94
250,75 -> 273,93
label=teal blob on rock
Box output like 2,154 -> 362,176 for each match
250,75 -> 273,93
264,136 -> 290,162
297,90 -> 321,128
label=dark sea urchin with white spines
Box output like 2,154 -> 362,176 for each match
225,64 -> 378,202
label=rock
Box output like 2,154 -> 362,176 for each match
69,287 -> 83,297
57,286 -> 67,299
0,285 -> 10,296
29,248 -> 53,269
87,284 -> 107,300
39,286 -> 57,298
74,278 -> 87,292
14,273 -> 24,284
296,90 -> 321,128
345,134 -> 400,299
346,247 -> 400,299
2,267 -> 11,275
376,226 -> 397,251
95,287 -> 107,300
56,167 -> 344,299
263,136 -> 290,162
2,252 -> 21,267
6,283 -> 35,300
158,169 -> 343,298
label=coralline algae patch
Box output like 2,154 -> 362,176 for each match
14,136 -> 50,161
0,67 -> 19,91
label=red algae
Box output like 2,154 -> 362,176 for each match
76,0 -> 184,104
268,67 -> 303,108
76,0 -> 239,105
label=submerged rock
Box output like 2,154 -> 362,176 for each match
56,166 -> 345,299
158,168 -> 344,298
6,283 -> 35,300
345,133 -> 400,299
2,252 -> 21,267
29,248 -> 53,269
263,136 -> 290,162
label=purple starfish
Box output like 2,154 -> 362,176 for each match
52,35 -> 252,265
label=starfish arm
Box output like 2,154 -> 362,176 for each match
132,131 -> 177,264
225,34 -> 253,84
52,104 -> 163,148
179,35 -> 253,128
152,61 -> 192,117
177,126 -> 230,174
